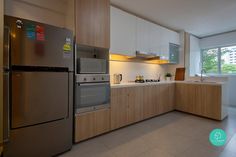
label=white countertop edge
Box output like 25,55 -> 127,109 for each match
111,81 -> 226,88
111,81 -> 175,88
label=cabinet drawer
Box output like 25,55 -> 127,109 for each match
75,108 -> 110,142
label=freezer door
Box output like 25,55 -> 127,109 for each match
11,71 -> 69,129
4,16 -> 73,71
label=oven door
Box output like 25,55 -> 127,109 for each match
76,82 -> 110,113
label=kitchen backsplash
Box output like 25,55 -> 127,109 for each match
110,61 -> 168,83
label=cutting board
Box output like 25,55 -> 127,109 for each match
175,68 -> 185,81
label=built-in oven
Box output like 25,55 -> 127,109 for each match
77,58 -> 108,74
75,74 -> 110,113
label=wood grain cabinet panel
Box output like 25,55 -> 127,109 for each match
75,0 -> 110,48
75,108 -> 110,142
143,86 -> 157,119
158,84 -> 175,114
175,83 -> 196,113
75,112 -> 94,142
94,109 -> 110,136
110,86 -> 144,130
127,86 -> 144,124
203,85 -> 221,120
110,88 -> 128,130
175,83 -> 222,120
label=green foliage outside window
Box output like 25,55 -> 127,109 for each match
202,46 -> 236,74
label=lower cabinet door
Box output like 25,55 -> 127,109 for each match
75,108 -> 110,142
143,86 -> 158,119
127,86 -> 144,124
110,88 -> 128,130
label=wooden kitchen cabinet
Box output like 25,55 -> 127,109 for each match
75,0 -> 110,48
111,84 -> 175,130
143,85 -> 158,119
110,86 -> 144,130
75,108 -> 110,142
196,85 -> 221,119
127,87 -> 144,124
175,83 -> 222,120
110,87 -> 128,130
175,83 -> 196,113
158,84 -> 175,114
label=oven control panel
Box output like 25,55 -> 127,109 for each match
76,74 -> 110,83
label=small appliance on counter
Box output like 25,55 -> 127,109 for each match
145,79 -> 160,83
135,75 -> 145,83
113,74 -> 122,84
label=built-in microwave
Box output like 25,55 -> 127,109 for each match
77,58 -> 107,74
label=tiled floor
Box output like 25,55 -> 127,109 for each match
60,108 -> 236,157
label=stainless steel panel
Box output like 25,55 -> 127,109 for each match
5,16 -> 74,71
5,72 -> 73,157
3,72 -> 10,143
3,27 -> 10,70
76,74 -> 110,83
78,58 -> 107,74
11,71 -> 69,128
76,104 -> 110,114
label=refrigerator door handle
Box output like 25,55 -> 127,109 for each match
3,72 -> 10,143
4,26 -> 10,70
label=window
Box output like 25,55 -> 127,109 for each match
202,45 -> 236,74
202,48 -> 219,74
221,46 -> 236,74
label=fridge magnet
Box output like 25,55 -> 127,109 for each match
26,24 -> 36,40
36,25 -> 45,41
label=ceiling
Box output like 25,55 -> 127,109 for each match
111,0 -> 236,38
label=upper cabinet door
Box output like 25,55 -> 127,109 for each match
136,17 -> 150,53
169,31 -> 180,45
75,0 -> 110,49
149,23 -> 161,56
110,7 -> 136,56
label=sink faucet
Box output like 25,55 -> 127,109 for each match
200,69 -> 206,82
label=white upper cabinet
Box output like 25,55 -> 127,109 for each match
159,27 -> 180,60
110,6 -> 136,56
149,23 -> 161,55
136,17 -> 150,53
110,6 -> 180,62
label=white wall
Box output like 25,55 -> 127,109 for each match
110,61 -> 168,83
227,76 -> 236,107
189,35 -> 201,76
200,31 -> 236,49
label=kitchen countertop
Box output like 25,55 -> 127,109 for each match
111,81 -> 175,88
175,80 -> 226,85
111,80 -> 226,88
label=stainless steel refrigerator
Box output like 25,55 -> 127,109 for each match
3,16 -> 74,157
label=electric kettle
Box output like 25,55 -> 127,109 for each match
113,74 -> 122,84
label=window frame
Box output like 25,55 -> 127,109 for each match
201,44 -> 236,76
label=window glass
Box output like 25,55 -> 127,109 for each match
202,48 -> 219,74
221,46 -> 236,74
